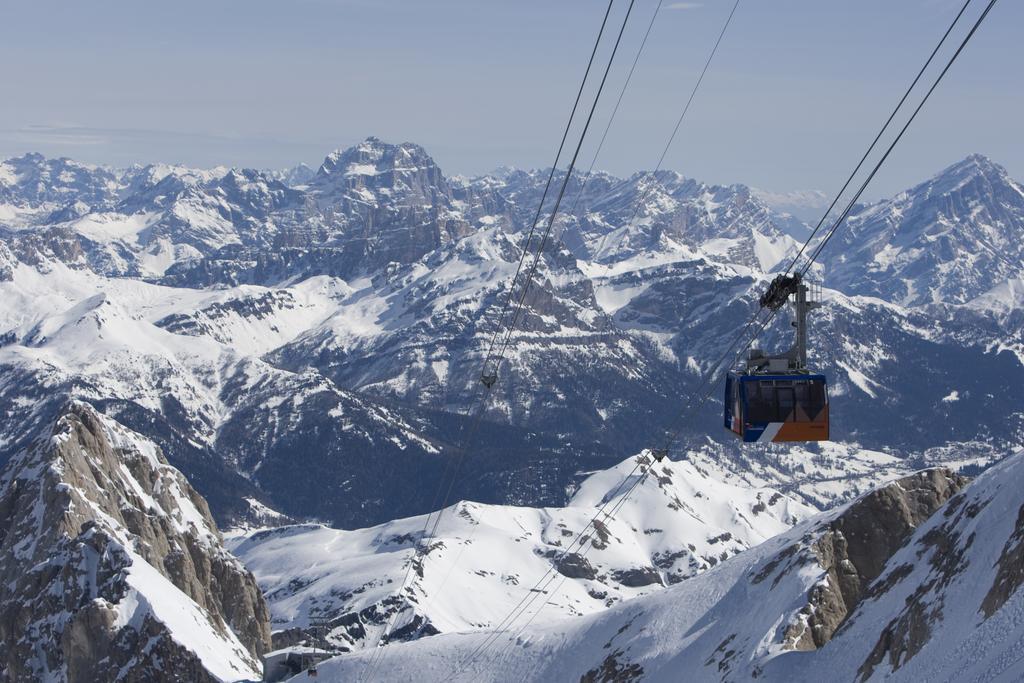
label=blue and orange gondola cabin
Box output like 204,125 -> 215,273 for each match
724,371 -> 829,443
725,272 -> 830,443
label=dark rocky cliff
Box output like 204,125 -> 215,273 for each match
0,402 -> 271,681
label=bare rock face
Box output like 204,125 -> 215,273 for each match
783,468 -> 967,651
847,453 -> 1024,681
0,402 -> 271,681
981,502 -> 1024,617
0,242 -> 15,281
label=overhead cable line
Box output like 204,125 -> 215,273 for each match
799,0 -> 999,275
451,0 -> 1000,674
608,0 -> 1002,574
491,0 -> 640,370
481,0 -> 620,372
419,0 -> 640,579
593,0 -> 741,257
476,309 -> 768,673
654,0 -> 997,456
413,0 -> 646,637
611,0 -> 1002,530
359,1 -> 634,679
568,0 -> 665,220
781,0 -> 974,278
454,454 -> 648,674
421,0 -> 640,553
453,1 -> 749,673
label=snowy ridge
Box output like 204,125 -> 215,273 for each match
228,451 -> 813,654
0,402 -> 270,681
292,462 -> 993,682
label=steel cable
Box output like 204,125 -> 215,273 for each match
445,0 -> 1001,673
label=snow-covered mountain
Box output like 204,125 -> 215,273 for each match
0,152 -> 118,212
268,163 -> 315,188
228,451 -> 813,655
0,256 -> 449,527
0,138 -> 1022,683
293,450 -> 1024,682
822,154 -> 1024,307
0,139 -> 1021,531
0,402 -> 271,681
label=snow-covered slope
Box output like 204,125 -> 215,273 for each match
294,464 -> 975,682
0,254 -> 449,528
0,402 -> 271,681
228,451 -> 814,654
774,446 -> 1024,681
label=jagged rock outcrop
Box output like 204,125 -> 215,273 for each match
833,450 -> 1024,681
784,468 -> 967,650
0,402 -> 271,682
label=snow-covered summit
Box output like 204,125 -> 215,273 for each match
822,154 -> 1024,306
315,137 -> 443,186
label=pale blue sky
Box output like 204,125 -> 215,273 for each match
0,0 -> 1019,197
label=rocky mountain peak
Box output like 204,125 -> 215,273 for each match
0,402 -> 271,681
931,152 -> 1008,188
570,169 -> 800,271
292,138 -> 467,273
316,137 -> 439,182
211,167 -> 299,209
115,165 -> 205,216
880,153 -> 1016,214
272,162 -> 316,187
823,154 -> 1024,305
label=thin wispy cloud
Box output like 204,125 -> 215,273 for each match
0,124 -> 327,168
0,124 -> 112,147
0,124 -> 303,149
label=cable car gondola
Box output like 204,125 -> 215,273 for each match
724,273 -> 829,443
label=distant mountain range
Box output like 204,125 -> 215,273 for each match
0,138 -> 1021,530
